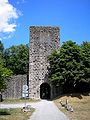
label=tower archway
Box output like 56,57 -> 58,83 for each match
40,83 -> 51,99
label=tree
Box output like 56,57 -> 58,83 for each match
0,58 -> 12,101
0,41 -> 13,94
0,59 -> 12,91
81,42 -> 90,83
48,40 -> 84,93
4,44 -> 29,75
0,41 -> 4,58
59,40 -> 84,92
48,50 -> 62,85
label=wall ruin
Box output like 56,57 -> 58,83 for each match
2,75 -> 27,99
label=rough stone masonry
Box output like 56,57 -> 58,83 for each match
29,26 -> 60,99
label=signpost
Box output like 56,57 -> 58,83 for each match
22,85 -> 28,108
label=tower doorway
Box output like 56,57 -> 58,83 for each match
40,83 -> 51,99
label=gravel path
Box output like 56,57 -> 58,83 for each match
0,100 -> 69,120
29,100 -> 69,120
0,102 -> 37,109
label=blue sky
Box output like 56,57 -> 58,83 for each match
0,0 -> 90,48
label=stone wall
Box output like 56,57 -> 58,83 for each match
29,26 -> 60,99
2,75 -> 27,99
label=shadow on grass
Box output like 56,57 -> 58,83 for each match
70,93 -> 83,99
53,92 -> 90,100
70,92 -> 90,99
0,109 -> 11,115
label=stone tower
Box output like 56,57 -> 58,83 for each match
29,26 -> 60,99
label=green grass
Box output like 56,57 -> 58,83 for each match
0,108 -> 35,120
2,98 -> 40,103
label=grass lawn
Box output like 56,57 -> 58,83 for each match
0,108 -> 35,120
2,98 -> 40,103
54,93 -> 90,120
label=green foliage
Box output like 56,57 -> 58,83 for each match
0,41 -> 12,92
81,42 -> 90,82
0,41 -> 4,57
0,41 -> 29,92
4,44 -> 29,75
48,40 -> 90,93
48,50 -> 62,84
0,62 -> 12,92
60,41 -> 83,82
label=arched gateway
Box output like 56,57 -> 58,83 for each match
29,26 -> 60,99
40,83 -> 51,99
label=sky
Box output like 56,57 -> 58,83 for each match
0,0 -> 90,48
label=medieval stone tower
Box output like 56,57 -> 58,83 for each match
29,26 -> 60,99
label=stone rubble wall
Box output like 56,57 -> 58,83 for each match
29,26 -> 60,99
2,75 -> 27,99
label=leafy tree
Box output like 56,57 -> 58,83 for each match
81,42 -> 90,83
0,41 -> 4,58
0,59 -> 12,92
0,41 -> 12,93
48,50 -> 61,85
59,41 -> 84,92
4,44 -> 29,75
48,40 -> 84,93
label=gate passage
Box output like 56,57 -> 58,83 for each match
40,83 -> 51,99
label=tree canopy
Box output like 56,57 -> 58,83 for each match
4,44 -> 29,75
0,41 -> 12,92
0,41 -> 29,92
81,42 -> 90,83
48,40 -> 90,93
0,40 -> 90,93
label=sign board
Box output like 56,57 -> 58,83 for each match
23,85 -> 28,91
22,92 -> 28,97
22,85 -> 29,98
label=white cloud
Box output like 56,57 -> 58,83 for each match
0,38 -> 2,41
0,0 -> 20,33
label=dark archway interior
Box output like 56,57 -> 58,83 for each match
40,83 -> 51,99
